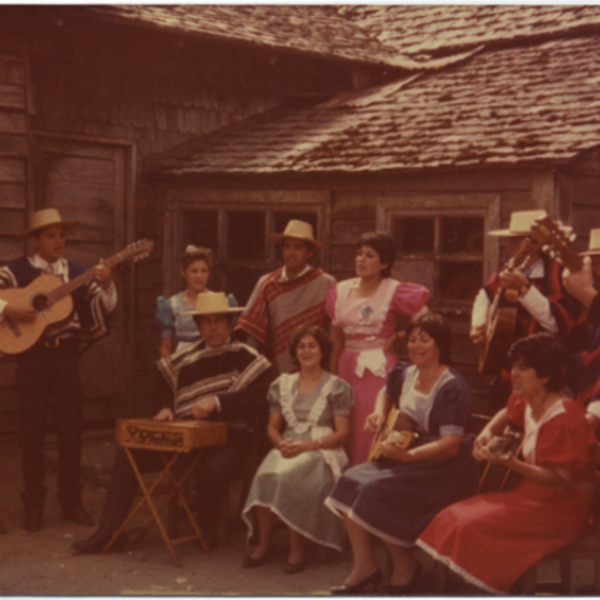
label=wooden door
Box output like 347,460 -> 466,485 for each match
32,136 -> 131,425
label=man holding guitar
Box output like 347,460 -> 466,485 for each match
563,228 -> 600,427
0,208 -> 117,532
470,210 -> 582,412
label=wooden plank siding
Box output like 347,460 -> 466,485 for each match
0,47 -> 27,434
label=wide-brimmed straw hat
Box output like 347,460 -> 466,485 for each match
181,292 -> 245,317
488,210 -> 547,237
17,208 -> 79,240
580,229 -> 600,256
269,220 -> 326,250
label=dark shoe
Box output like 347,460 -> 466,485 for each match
63,505 -> 94,527
283,558 -> 307,575
330,568 -> 383,595
21,489 -> 45,533
378,562 -> 422,595
242,551 -> 270,568
24,511 -> 43,533
72,529 -> 127,554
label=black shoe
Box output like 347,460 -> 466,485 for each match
72,529 -> 127,554
23,511 -> 43,533
378,562 -> 422,595
242,551 -> 270,568
283,558 -> 307,575
63,505 -> 94,527
330,568 -> 383,595
21,489 -> 45,533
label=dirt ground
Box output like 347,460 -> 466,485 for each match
0,430 -> 398,596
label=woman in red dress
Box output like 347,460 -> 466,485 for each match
416,332 -> 598,594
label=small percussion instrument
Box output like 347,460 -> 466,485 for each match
104,417 -> 228,567
116,418 -> 227,453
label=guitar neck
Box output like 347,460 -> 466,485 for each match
47,252 -> 125,305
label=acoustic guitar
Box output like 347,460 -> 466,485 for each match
477,424 -> 524,494
368,406 -> 418,461
478,239 -> 534,375
530,216 -> 583,272
0,239 -> 153,355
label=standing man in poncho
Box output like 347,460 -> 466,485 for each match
235,220 -> 336,374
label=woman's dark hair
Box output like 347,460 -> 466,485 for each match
356,232 -> 397,278
181,246 -> 214,271
406,312 -> 452,366
288,325 -> 332,370
507,333 -> 575,392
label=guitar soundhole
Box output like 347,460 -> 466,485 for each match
31,293 -> 49,312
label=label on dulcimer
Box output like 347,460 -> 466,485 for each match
116,418 -> 228,453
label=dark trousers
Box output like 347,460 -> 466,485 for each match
16,339 -> 83,508
98,430 -> 251,539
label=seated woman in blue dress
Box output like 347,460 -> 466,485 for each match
325,312 -> 477,595
156,245 -> 237,357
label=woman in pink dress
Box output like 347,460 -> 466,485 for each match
416,333 -> 598,594
326,232 -> 429,465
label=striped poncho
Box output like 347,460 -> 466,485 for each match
156,339 -> 272,423
235,267 -> 336,374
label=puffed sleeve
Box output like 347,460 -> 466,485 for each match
227,293 -> 240,328
385,361 -> 411,406
328,376 -> 355,416
267,378 -> 283,414
430,372 -> 474,437
155,295 -> 174,339
536,405 -> 597,481
325,284 -> 338,324
506,394 -> 527,429
391,282 -> 429,317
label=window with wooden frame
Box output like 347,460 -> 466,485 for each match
388,212 -> 485,307
177,205 -> 322,304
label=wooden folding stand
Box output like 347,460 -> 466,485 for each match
102,418 -> 227,567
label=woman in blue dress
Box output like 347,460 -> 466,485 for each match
156,245 -> 236,357
325,312 -> 477,595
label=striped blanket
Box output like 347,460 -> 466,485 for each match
156,340 -> 272,420
235,267 -> 336,373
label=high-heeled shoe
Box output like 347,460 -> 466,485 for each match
378,562 -> 422,595
242,550 -> 270,568
330,568 -> 383,595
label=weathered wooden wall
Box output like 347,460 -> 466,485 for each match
0,6 -> 368,431
151,167 -> 560,415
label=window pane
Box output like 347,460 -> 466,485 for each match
393,217 -> 434,254
440,217 -> 484,255
182,210 -> 219,254
439,261 -> 482,301
227,211 -> 265,260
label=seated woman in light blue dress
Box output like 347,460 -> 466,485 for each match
242,326 -> 354,574
156,245 -> 237,358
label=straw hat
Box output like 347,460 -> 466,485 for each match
181,292 -> 245,317
17,208 -> 79,240
488,210 -> 547,237
269,220 -> 326,250
580,229 -> 600,256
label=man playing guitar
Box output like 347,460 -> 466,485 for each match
0,208 -> 117,532
563,228 -> 600,428
470,210 -> 582,413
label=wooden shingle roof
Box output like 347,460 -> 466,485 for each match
340,5 -> 600,60
86,5 -> 403,68
148,33 -> 600,176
